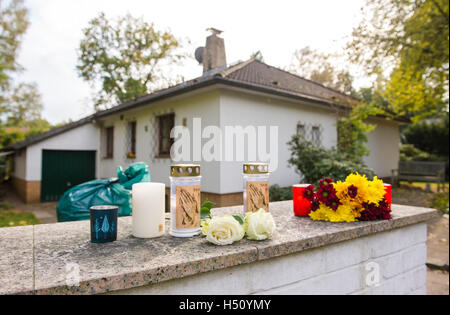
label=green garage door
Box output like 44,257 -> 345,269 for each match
41,150 -> 96,202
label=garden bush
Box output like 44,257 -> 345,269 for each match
401,115 -> 449,157
400,144 -> 441,162
287,134 -> 376,186
270,185 -> 292,202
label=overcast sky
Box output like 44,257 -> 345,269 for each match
15,0 -> 367,124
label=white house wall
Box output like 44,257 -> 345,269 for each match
364,118 -> 400,178
12,149 -> 27,180
18,86 -> 400,192
219,89 -> 340,194
25,123 -> 99,181
97,90 -> 221,194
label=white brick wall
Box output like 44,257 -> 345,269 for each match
108,223 -> 427,295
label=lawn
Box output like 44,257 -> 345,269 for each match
400,181 -> 449,193
0,202 -> 41,228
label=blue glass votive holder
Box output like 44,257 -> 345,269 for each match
90,205 -> 118,243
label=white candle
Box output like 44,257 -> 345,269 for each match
132,182 -> 166,238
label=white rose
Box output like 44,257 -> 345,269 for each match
245,209 -> 276,241
204,216 -> 245,246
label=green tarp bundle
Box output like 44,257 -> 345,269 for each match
57,162 -> 150,222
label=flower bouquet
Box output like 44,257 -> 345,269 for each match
303,173 -> 391,223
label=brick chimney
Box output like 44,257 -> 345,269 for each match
202,28 -> 227,74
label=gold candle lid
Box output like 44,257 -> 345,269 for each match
243,163 -> 269,174
170,164 -> 201,177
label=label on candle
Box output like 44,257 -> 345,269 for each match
176,185 -> 201,229
246,181 -> 269,212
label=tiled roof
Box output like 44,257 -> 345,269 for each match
3,59 -> 363,151
218,59 -> 360,108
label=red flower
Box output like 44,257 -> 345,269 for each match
310,199 -> 320,212
348,185 -> 358,198
303,185 -> 316,201
317,184 -> 337,203
359,198 -> 392,221
326,197 -> 342,211
320,177 -> 333,188
317,188 -> 330,203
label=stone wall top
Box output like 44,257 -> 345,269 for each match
0,201 -> 437,295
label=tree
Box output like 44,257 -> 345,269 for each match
250,50 -> 264,62
337,102 -> 385,160
348,0 -> 449,122
0,1 -> 48,150
77,12 -> 185,111
0,0 -> 29,91
289,47 -> 355,96
3,82 -> 43,127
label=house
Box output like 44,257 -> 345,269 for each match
3,30 -> 402,206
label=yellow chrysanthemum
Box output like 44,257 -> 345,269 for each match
344,173 -> 370,201
309,203 -> 358,223
366,176 -> 386,205
333,181 -> 349,199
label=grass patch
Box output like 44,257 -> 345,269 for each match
0,211 -> 41,228
0,202 -> 13,210
0,201 -> 41,227
429,193 -> 449,214
0,201 -> 41,228
400,181 -> 449,192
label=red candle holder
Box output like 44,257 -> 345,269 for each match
293,184 -> 312,217
383,183 -> 392,209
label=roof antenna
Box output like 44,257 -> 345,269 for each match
206,27 -> 223,35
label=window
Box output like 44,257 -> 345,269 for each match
311,126 -> 321,147
296,123 -> 306,136
158,113 -> 175,156
126,121 -> 137,157
105,126 -> 114,159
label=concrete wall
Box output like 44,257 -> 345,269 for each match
25,123 -> 99,182
109,223 -> 427,295
364,118 -> 401,178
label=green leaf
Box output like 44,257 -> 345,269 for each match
232,215 -> 244,225
201,200 -> 215,210
200,200 -> 215,221
200,207 -> 211,220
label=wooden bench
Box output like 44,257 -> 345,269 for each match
392,161 -> 446,192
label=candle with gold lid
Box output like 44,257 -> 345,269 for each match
170,164 -> 202,238
243,163 -> 270,214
